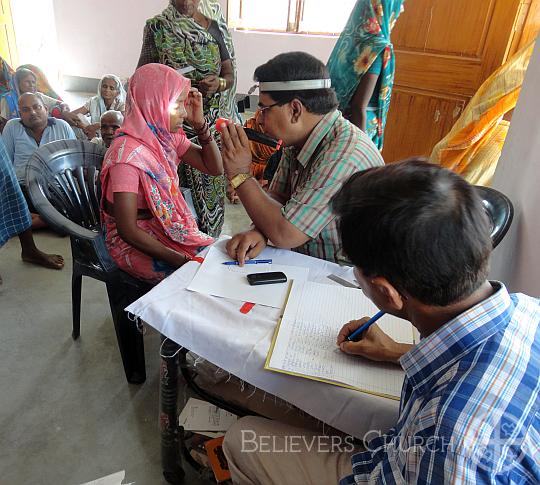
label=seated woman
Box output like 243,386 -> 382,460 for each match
64,74 -> 126,140
100,63 -> 222,284
0,58 -> 67,131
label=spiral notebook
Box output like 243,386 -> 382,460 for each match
265,281 -> 419,399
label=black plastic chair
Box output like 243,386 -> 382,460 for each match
26,139 -> 151,384
474,185 -> 514,248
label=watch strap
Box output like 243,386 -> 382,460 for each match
230,173 -> 252,189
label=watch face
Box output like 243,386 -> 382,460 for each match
232,173 -> 251,189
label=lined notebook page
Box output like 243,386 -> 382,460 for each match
266,281 -> 416,399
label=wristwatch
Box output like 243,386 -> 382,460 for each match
229,173 -> 252,189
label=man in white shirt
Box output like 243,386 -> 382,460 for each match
2,93 -> 76,227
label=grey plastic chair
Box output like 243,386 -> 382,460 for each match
25,139 -> 151,384
474,185 -> 514,248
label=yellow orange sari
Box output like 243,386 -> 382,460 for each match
429,41 -> 535,186
245,114 -> 277,182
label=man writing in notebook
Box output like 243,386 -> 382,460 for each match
219,51 -> 383,264
223,160 -> 540,484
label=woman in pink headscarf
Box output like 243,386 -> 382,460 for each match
100,63 -> 223,283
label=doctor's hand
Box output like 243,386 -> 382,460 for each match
337,320 -> 410,364
219,121 -> 252,179
226,229 -> 268,266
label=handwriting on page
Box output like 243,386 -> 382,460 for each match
268,281 -> 412,398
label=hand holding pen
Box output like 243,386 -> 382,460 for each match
336,312 -> 409,364
346,310 -> 385,341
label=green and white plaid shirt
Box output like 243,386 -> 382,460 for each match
269,110 -> 384,263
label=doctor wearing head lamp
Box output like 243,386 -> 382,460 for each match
218,51 -> 384,266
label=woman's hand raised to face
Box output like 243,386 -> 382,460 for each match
185,88 -> 205,129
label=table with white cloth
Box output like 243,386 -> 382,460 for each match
126,239 -> 401,481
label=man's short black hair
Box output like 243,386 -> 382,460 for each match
332,160 -> 492,306
254,52 -> 338,115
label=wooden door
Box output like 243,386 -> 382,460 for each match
0,0 -> 17,67
382,0 -> 539,163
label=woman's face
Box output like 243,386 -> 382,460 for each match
173,0 -> 200,17
101,78 -> 119,102
18,73 -> 37,94
169,89 -> 188,133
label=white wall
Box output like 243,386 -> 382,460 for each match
48,0 -> 336,91
51,0 -> 169,80
231,30 -> 337,93
11,0 -> 60,85
489,42 -> 540,296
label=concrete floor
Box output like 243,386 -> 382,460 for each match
0,201 -> 250,484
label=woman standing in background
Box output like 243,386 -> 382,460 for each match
138,0 -> 240,237
327,0 -> 404,150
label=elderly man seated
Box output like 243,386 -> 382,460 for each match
2,93 -> 76,228
90,110 -> 124,149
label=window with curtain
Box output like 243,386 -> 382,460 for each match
227,0 -> 357,35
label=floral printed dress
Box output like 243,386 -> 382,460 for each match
327,0 -> 405,150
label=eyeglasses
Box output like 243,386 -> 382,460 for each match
20,104 -> 44,114
256,102 -> 281,116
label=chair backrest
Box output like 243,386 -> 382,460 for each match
474,185 -> 514,248
26,139 -> 106,238
26,140 -> 117,272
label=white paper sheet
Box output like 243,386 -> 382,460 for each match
79,471 -> 132,485
187,244 -> 309,308
178,398 -> 237,432
267,281 -> 418,399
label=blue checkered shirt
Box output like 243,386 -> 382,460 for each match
0,138 -> 31,246
341,282 -> 540,484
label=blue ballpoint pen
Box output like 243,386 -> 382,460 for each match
347,310 -> 386,342
222,259 -> 273,265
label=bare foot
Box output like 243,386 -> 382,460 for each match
31,213 -> 48,230
21,250 -> 64,270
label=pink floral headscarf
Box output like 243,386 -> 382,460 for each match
101,63 -> 213,252
121,63 -> 190,170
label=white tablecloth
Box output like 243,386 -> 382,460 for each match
126,240 -> 400,438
